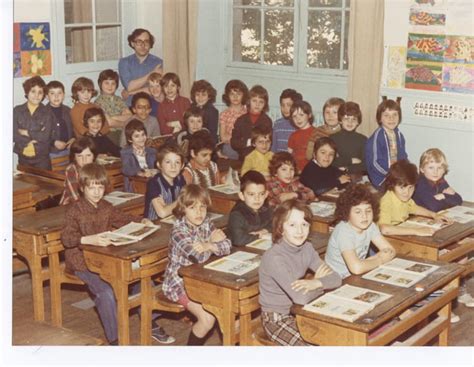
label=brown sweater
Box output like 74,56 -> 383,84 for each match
61,197 -> 140,272
305,124 -> 341,161
71,102 -> 110,137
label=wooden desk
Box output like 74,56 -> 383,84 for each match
129,175 -> 148,195
311,213 -> 334,234
13,179 -> 39,213
293,259 -> 463,346
14,174 -> 64,212
209,190 -> 239,214
12,196 -> 145,324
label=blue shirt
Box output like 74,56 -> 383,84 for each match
271,117 -> 296,152
144,172 -> 185,220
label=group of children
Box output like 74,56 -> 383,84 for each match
14,72 -> 471,347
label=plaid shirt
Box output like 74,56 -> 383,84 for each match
266,177 -> 316,207
60,163 -> 80,206
162,216 -> 232,302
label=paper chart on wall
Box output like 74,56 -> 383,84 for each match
386,46 -> 407,88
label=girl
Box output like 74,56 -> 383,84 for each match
176,107 -> 210,157
157,73 -> 191,135
378,160 -> 451,237
266,152 -> 315,207
325,184 -> 396,278
413,148 -> 462,212
190,80 -> 219,143
120,119 -> 157,192
259,199 -> 342,346
219,80 -> 249,160
366,97 -> 408,188
162,185 -> 232,345
59,137 -> 97,205
287,100 -> 317,172
83,107 -> 121,158
300,137 -> 351,196
182,130 -> 222,188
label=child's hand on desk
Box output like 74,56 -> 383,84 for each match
434,193 -> 446,200
279,192 -> 298,202
81,234 -> 112,247
250,229 -> 271,240
415,227 -> 436,237
210,229 -> 226,243
314,263 -> 333,279
192,241 -> 214,254
141,218 -> 154,226
338,174 -> 351,184
378,248 -> 396,263
433,213 -> 453,225
443,187 -> 456,195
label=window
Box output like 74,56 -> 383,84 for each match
231,0 -> 350,74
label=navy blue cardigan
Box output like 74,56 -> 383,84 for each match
120,145 -> 157,192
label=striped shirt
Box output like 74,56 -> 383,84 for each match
144,172 -> 185,220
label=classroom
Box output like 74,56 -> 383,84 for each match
4,0 -> 474,364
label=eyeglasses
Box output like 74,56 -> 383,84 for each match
134,39 -> 151,47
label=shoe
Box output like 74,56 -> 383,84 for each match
458,293 -> 474,308
450,312 -> 460,323
151,325 -> 176,344
108,339 -> 118,346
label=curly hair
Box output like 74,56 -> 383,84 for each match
190,80 -> 217,104
222,79 -> 249,106
334,184 -> 380,224
272,199 -> 313,243
268,152 -> 297,177
173,184 -> 211,219
383,160 -> 418,191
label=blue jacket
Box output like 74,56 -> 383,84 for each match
413,174 -> 462,212
365,126 -> 408,188
120,145 -> 157,192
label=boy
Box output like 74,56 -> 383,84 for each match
176,107 -> 210,157
190,79 -> 219,143
120,92 -> 161,147
61,163 -> 173,344
271,89 -> 302,153
228,170 -> 273,246
148,72 -> 163,116
95,69 -> 132,145
144,144 -> 186,220
241,125 -> 273,177
13,76 -> 56,169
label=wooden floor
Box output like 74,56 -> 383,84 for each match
11,271 -> 474,346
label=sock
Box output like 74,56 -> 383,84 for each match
187,331 -> 206,346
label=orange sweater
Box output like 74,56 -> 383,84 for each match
71,102 -> 110,137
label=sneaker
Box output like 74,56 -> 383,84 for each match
450,312 -> 460,323
458,293 -> 474,308
151,325 -> 176,344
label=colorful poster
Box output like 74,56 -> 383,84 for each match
20,50 -> 52,77
409,10 -> 446,26
444,36 -> 474,63
407,33 -> 446,62
405,60 -> 443,91
387,46 -> 407,88
20,23 -> 50,50
442,64 -> 474,93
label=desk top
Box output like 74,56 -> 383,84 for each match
13,178 -> 39,196
292,258 -> 463,333
208,189 -> 240,202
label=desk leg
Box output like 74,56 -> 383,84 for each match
48,248 -> 62,327
113,281 -> 130,346
30,254 -> 45,322
203,289 -> 237,346
140,277 -> 152,346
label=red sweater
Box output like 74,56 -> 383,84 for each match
288,126 -> 316,172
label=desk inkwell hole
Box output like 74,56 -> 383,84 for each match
236,278 -> 246,282
361,318 -> 373,324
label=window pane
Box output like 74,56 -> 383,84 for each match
308,0 -> 342,7
96,26 -> 121,61
264,0 -> 294,6
233,8 -> 261,63
234,0 -> 261,6
263,9 -> 294,65
343,10 -> 349,69
65,27 -> 93,63
96,0 -> 120,23
64,0 -> 92,24
307,10 -> 342,69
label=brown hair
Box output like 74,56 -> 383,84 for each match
272,199 -> 313,242
190,80 -> 217,104
334,184 -> 380,224
279,88 -> 303,104
269,152 -> 297,177
98,69 -> 119,90
79,163 -> 109,190
183,106 -> 204,128
173,184 -> 212,219
124,119 -> 147,145
189,130 -> 214,156
23,76 -> 46,99
383,160 -> 418,191
338,101 -> 362,125
71,77 -> 97,102
240,170 -> 267,192
250,125 -> 272,145
148,72 -> 162,83
222,79 -> 249,106
127,28 -> 155,48
156,143 -> 185,166
46,80 -> 65,94
419,148 -> 448,173
248,85 -> 269,112
376,98 -> 402,125
290,100 -> 314,124
160,72 -> 181,89
83,107 -> 105,128
69,136 -> 98,163
322,97 -> 345,116
313,137 -> 337,156
131,92 -> 151,109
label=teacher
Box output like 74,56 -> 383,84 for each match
118,28 -> 163,105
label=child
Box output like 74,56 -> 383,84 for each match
325,184 -> 396,278
46,80 -> 75,156
144,144 -> 186,220
300,137 -> 351,196
148,72 -> 163,116
240,125 -> 273,177
120,92 -> 161,147
83,107 -> 120,158
230,85 -> 272,161
163,184 -> 232,345
71,77 -> 109,137
190,80 -> 219,143
176,107 -> 210,156
266,152 -> 315,207
366,97 -> 408,188
61,163 -> 171,345
121,119 -> 157,192
271,89 -> 303,153
182,130 -> 222,188
94,69 -> 132,145
331,101 -> 367,174
59,137 -> 97,205
219,79 -> 249,160
305,97 -> 345,161
259,199 -> 342,346
287,100 -> 317,172
228,170 -> 273,246
378,160 -> 450,237
157,73 -> 191,135
413,148 -> 463,212
13,76 -> 56,169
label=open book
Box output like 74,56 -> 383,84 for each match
209,183 -> 240,195
441,205 -> 474,224
95,222 -> 160,246
96,156 -> 121,165
303,284 -> 392,322
310,201 -> 336,217
103,191 -> 143,206
204,251 -> 261,276
362,258 -> 439,288
160,212 -> 223,225
245,238 -> 272,251
397,216 -> 450,231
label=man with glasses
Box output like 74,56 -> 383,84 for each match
119,28 -> 163,106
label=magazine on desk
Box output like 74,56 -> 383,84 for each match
245,238 -> 272,251
303,284 -> 392,322
209,184 -> 240,195
441,205 -> 474,224
310,201 -> 336,217
95,222 -> 160,246
204,251 -> 261,276
160,212 -> 223,225
397,216 -> 450,231
362,258 -> 439,288
103,191 -> 143,206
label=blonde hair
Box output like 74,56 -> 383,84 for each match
173,184 -> 212,219
419,148 -> 448,173
148,72 -> 162,83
